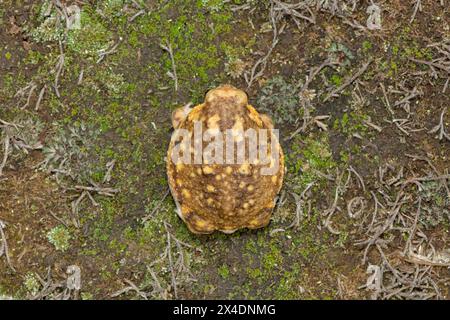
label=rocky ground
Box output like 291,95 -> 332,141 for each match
0,0 -> 449,299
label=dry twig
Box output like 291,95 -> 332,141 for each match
0,220 -> 15,272
244,1 -> 285,88
160,40 -> 178,92
324,59 -> 373,102
429,108 -> 450,141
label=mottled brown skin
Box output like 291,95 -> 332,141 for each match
167,85 -> 284,234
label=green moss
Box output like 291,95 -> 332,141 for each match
402,44 -> 433,60
133,0 -> 233,102
286,132 -> 336,189
330,74 -> 343,86
262,242 -> 283,272
128,30 -> 142,48
274,266 -> 301,299
362,40 -> 373,52
335,231 -> 349,247
333,112 -> 368,137
247,267 -> 263,279
380,29 -> 434,79
109,238 -> 127,253
66,8 -> 113,60
244,238 -> 258,254
91,198 -> 122,243
138,220 -> 165,247
392,45 -> 400,55
23,50 -> 45,65
218,264 -> 230,279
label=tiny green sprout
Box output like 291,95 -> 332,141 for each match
362,40 -> 373,52
218,264 -> 230,279
331,74 -> 343,86
81,292 -> 94,300
47,225 -> 72,252
24,272 -> 41,296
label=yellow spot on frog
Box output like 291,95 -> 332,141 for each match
239,163 -> 251,175
207,114 -> 221,129
203,166 -> 214,174
182,189 -> 191,199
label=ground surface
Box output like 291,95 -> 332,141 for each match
0,0 -> 449,300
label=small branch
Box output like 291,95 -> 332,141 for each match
73,184 -> 119,197
160,40 -> 178,92
97,39 -> 122,64
111,279 -> 148,300
403,198 -> 421,255
286,182 -> 314,229
129,10 -> 145,22
103,160 -> 116,184
409,57 -> 450,74
380,83 -> 411,136
0,136 -> 10,177
164,221 -> 178,299
298,58 -> 339,93
348,165 -> 366,192
272,0 -> 316,26
324,59 -> 373,102
429,108 -> 450,141
0,220 -> 16,272
410,0 -> 422,24
54,48 -> 65,98
35,85 -> 47,111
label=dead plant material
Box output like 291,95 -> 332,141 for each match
429,108 -> 450,141
0,220 -> 16,272
244,1 -> 286,88
324,59 -> 373,102
160,40 -> 178,92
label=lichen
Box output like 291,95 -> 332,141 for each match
257,76 -> 300,124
